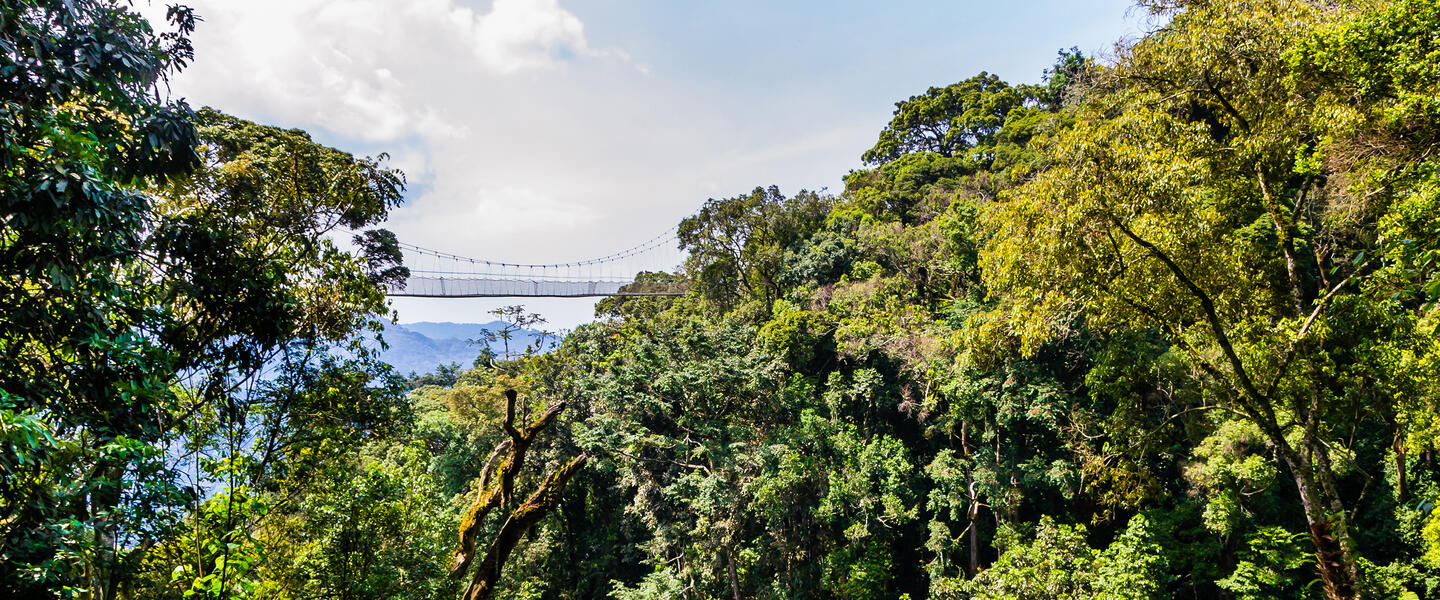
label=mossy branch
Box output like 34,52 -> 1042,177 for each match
460,454 -> 589,600
449,390 -> 569,579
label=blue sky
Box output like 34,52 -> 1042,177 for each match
150,0 -> 1146,330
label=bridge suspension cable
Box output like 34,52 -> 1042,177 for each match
385,226 -> 687,298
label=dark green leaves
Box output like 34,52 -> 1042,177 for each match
862,73 -> 1021,166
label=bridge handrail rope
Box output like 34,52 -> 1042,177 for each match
403,269 -> 647,281
392,225 -> 679,270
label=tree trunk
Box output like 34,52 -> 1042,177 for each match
727,551 -> 742,600
962,419 -> 978,577
1395,432 -> 1408,501
1278,444 -> 1358,600
967,496 -> 979,577
1257,171 -> 1309,316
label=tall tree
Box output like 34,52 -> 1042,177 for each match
0,2 -> 199,596
678,186 -> 830,311
862,73 -> 1021,166
0,10 -> 410,591
134,108 -> 410,599
980,1 -> 1440,596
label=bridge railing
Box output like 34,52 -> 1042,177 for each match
390,276 -> 685,298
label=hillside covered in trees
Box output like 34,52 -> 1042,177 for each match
7,0 -> 1440,599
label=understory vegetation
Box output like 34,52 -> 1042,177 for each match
7,0 -> 1440,599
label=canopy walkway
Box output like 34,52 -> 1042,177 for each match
389,229 -> 686,298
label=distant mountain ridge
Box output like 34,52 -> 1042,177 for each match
373,321 -> 546,376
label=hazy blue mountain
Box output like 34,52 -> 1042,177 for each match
373,321 -> 546,376
398,321 -> 513,341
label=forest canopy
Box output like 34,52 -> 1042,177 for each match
5,1 -> 1440,600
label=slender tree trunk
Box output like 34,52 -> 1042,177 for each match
727,552 -> 742,600
961,419 -> 978,577
1276,441 -> 1358,600
1257,170 -> 1307,315
967,501 -> 979,577
1395,432 -> 1408,501
91,461 -> 124,600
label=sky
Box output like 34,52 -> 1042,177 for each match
144,0 -> 1146,331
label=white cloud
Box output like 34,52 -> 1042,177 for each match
151,0 -> 628,144
468,0 -> 595,73
471,187 -> 597,228
391,184 -> 600,260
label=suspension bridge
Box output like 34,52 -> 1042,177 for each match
387,228 -> 688,298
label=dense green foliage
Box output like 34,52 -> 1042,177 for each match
10,1 -> 1440,599
1,2 -> 410,598
445,2 -> 1440,599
